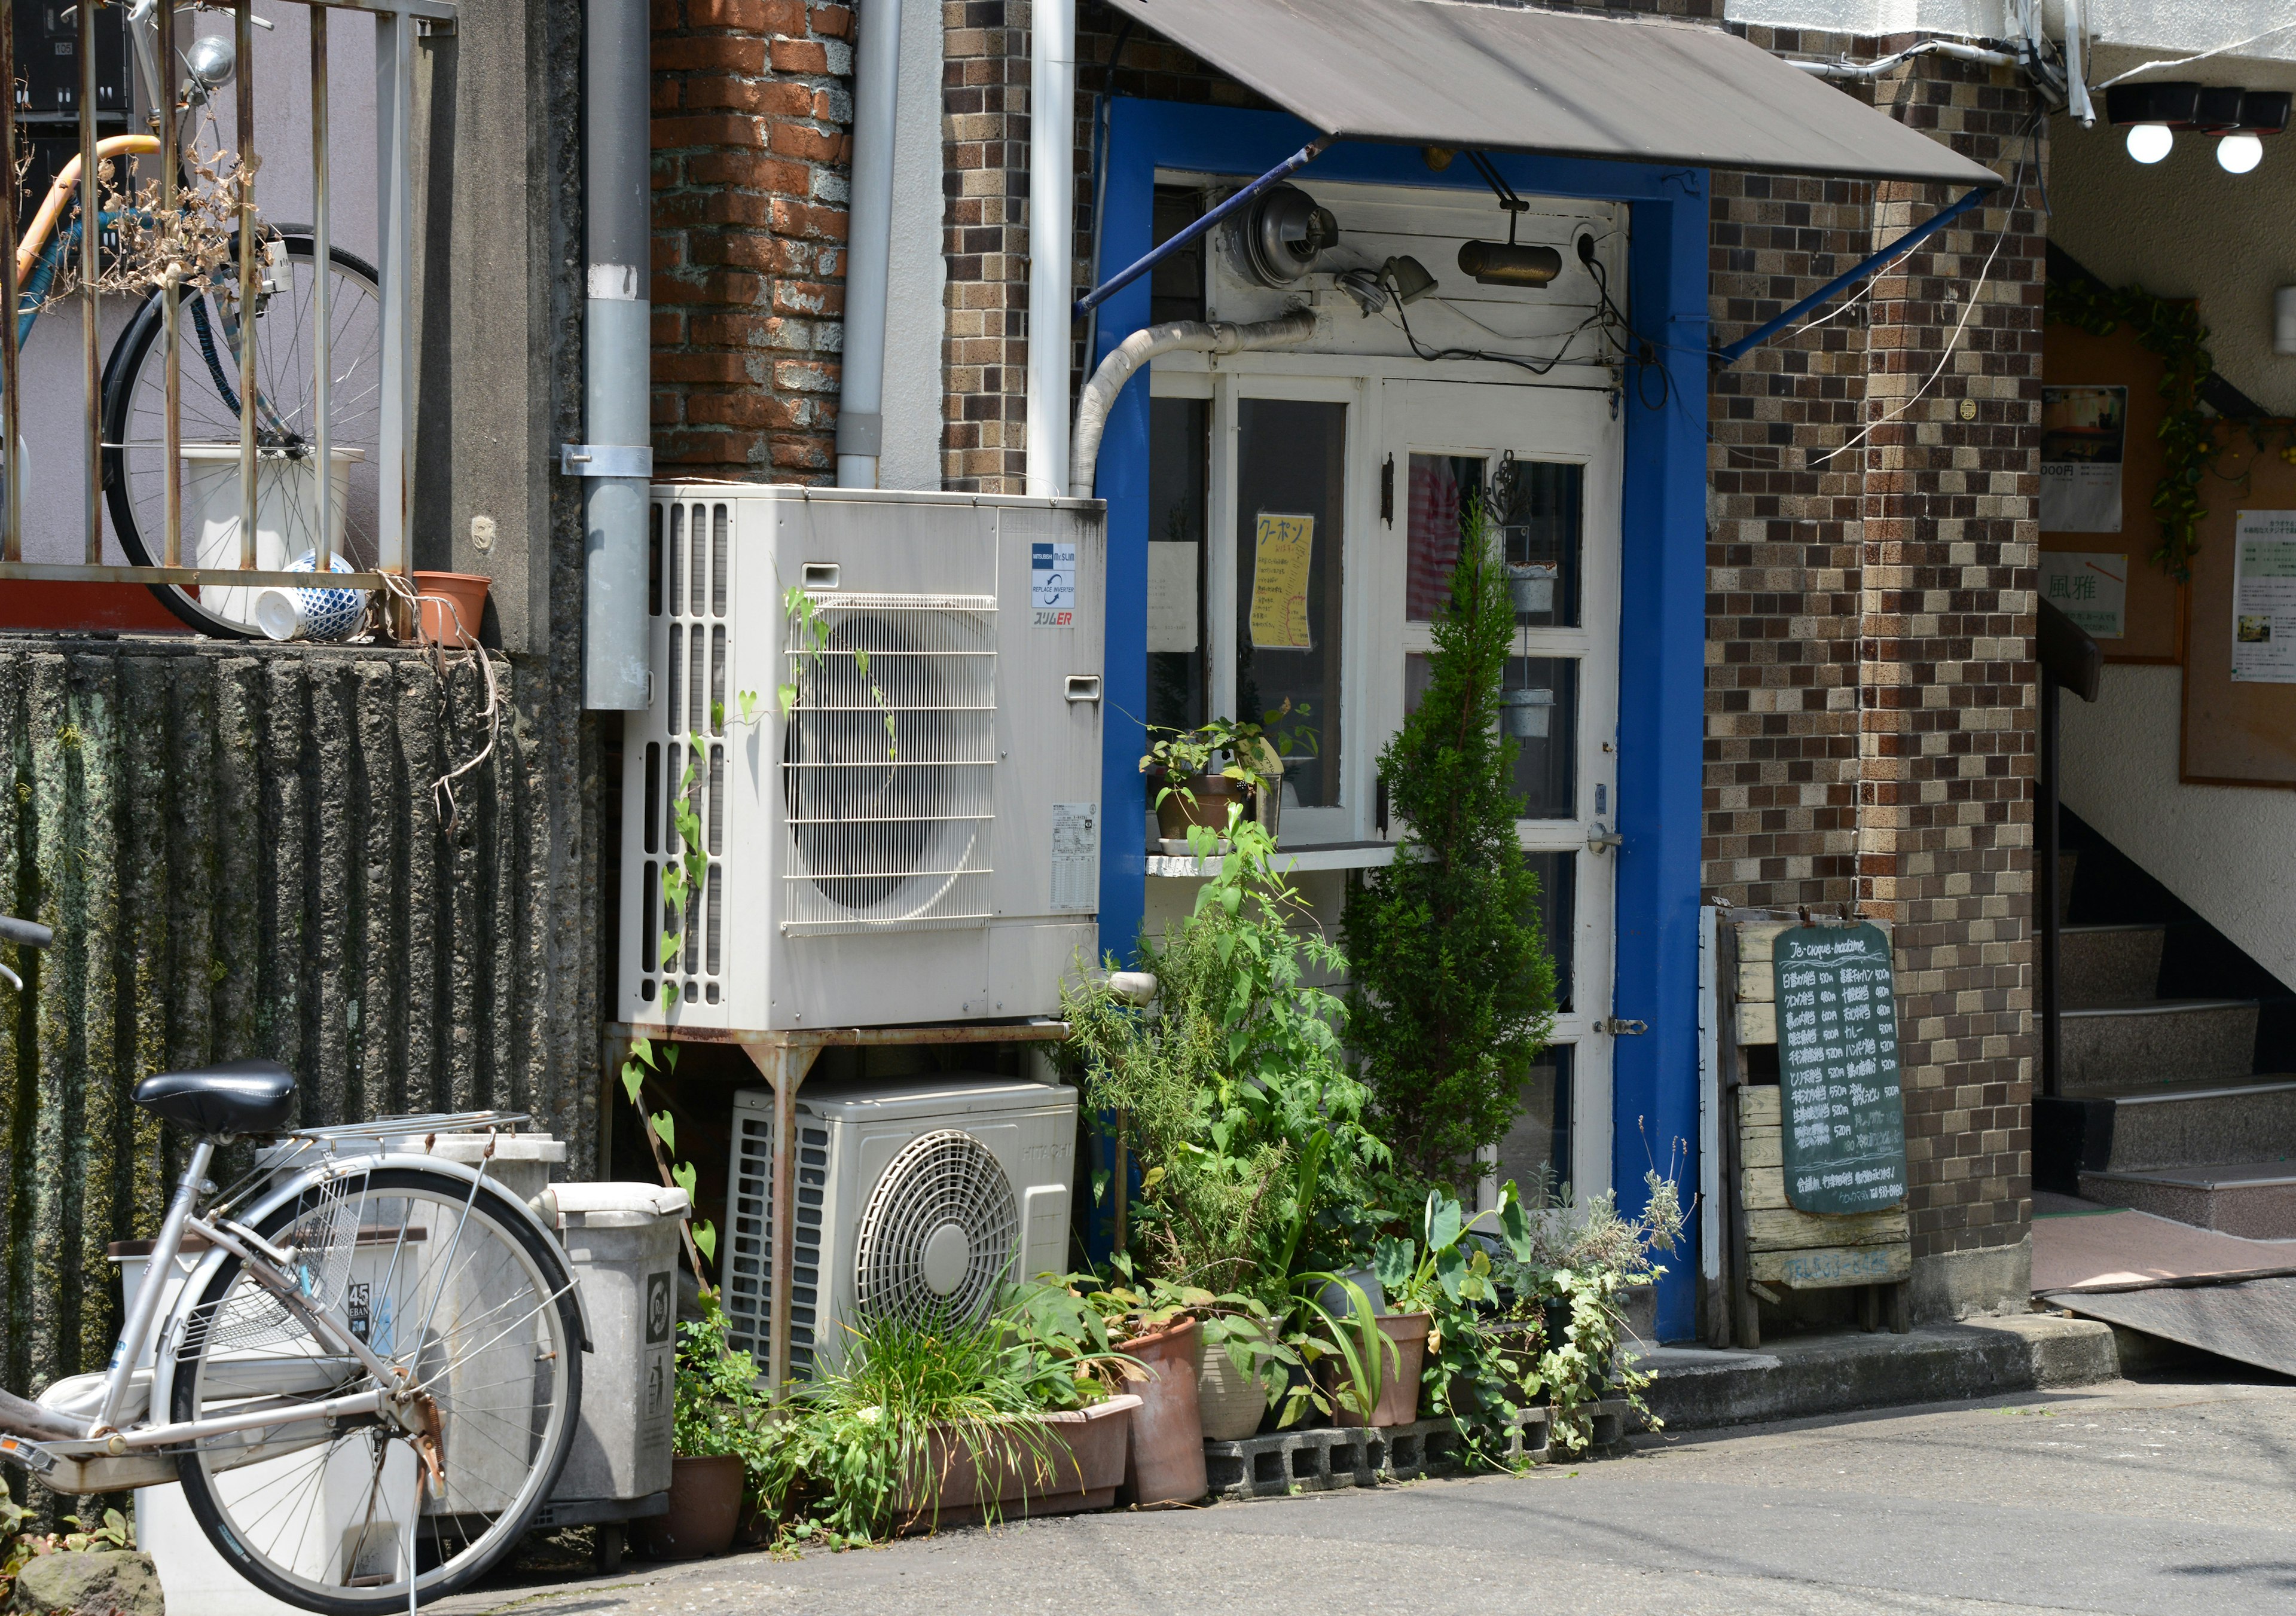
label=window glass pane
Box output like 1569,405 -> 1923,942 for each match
1523,850 -> 1574,1013
1150,187 -> 1207,324
1504,656 -> 1577,819
1148,398 -> 1208,734
1236,399 -> 1345,808
1495,1044 -> 1574,1205
1494,456 -> 1583,628
1406,453 -> 1485,622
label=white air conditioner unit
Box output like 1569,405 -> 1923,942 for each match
721,1075 -> 1079,1377
619,485 -> 1106,1031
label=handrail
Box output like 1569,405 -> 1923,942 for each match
2037,597 -> 2102,702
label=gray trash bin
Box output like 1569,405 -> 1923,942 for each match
535,1183 -> 688,1568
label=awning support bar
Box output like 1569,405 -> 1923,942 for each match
1712,184 -> 1992,365
1072,133 -> 1333,320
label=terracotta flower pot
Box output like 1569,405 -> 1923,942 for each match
632,1453 -> 744,1560
412,570 -> 490,647
1119,1317 -> 1208,1505
1328,1312 -> 1433,1429
897,1393 -> 1141,1531
1153,774 -> 1245,842
1195,1324 -> 1275,1442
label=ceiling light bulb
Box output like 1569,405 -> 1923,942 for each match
2218,133 -> 2264,174
2126,123 -> 2174,164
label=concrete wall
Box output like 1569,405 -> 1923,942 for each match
2049,115 -> 2296,418
2061,664 -> 2296,991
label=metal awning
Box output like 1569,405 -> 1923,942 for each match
1097,0 -> 2000,187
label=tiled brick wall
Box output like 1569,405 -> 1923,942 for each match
1706,27 -> 2044,1273
651,0 -> 854,481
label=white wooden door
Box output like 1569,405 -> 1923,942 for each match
1376,378 -> 1623,1208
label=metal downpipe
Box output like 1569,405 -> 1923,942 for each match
837,0 -> 901,488
1027,0 -> 1074,496
580,0 -> 654,710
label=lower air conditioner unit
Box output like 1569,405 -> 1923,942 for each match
618,485 -> 1106,1032
721,1075 -> 1079,1377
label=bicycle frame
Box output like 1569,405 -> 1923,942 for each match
0,1111 -> 582,1496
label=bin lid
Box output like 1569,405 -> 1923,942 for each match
548,1183 -> 690,1229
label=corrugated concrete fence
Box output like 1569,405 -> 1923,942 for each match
0,636 -> 599,1403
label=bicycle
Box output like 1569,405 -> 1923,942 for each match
14,0 -> 383,640
0,915 -> 587,1614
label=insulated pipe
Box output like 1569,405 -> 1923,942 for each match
1791,38 -> 2018,80
1069,312 -> 1316,497
836,0 -> 900,488
2063,0 -> 2096,127
1026,0 -> 1074,496
581,0 -> 653,710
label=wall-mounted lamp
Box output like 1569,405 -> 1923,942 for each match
2107,82 -> 2288,173
2108,81 -> 2200,164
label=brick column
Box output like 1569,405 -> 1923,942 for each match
652,0 -> 854,481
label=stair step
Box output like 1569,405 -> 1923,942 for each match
2078,1161 -> 2296,1240
2041,1079 -> 2296,1174
2057,999 -> 2258,1095
2059,924 -> 2164,1010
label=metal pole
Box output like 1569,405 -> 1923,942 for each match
376,11 -> 410,581
580,0 -> 652,706
310,5 -> 331,570
81,0 -> 102,564
2040,674 -> 2061,1099
1024,0 -> 1072,496
0,0 -> 18,563
833,0 -> 897,490
160,0 -> 180,565
234,0 -> 257,569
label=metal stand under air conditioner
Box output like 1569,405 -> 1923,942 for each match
603,1018 -> 1070,1397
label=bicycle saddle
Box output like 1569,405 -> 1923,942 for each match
132,1059 -> 296,1135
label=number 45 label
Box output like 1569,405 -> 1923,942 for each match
1033,540 -> 1075,628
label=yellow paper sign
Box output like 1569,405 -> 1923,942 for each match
1248,512 -> 1314,649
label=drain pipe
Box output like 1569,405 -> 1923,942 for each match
572,0 -> 653,710
1026,0 -> 1074,496
1069,312 -> 1316,497
836,0 -> 900,488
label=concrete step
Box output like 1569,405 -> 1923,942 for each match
2059,923 -> 2163,1010
2078,1161 -> 2296,1239
1633,1317 -> 2117,1432
2057,999 -> 2258,1096
2041,1078 -> 2296,1175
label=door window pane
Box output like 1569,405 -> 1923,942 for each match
1494,454 -> 1583,628
1523,850 -> 1574,1013
1148,397 -> 1208,735
1236,399 -> 1345,808
1495,1044 -> 1574,1205
1406,453 -> 1485,622
1505,656 -> 1577,819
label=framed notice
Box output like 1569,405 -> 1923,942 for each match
1772,924 -> 1909,1217
1248,512 -> 1314,649
2230,511 -> 2296,685
2039,385 -> 2127,533
2039,551 -> 2127,640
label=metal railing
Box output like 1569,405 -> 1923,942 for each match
0,0 -> 453,596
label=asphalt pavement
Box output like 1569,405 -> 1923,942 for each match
442,1374 -> 2296,1616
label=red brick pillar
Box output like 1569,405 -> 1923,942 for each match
652,0 -> 854,482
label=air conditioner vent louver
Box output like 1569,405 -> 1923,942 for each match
853,1129 -> 1018,1325
782,594 -> 998,934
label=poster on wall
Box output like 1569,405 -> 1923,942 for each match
1248,512 -> 1315,649
2038,551 -> 2127,639
2231,511 -> 2296,683
2039,385 -> 2127,533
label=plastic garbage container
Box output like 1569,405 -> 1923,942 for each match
533,1183 -> 689,1569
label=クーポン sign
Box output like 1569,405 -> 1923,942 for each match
1772,922 -> 1909,1217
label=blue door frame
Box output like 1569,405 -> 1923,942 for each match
1091,99 -> 1708,1340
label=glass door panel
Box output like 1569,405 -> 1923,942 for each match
1234,398 -> 1347,810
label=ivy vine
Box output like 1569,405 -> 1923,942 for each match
2043,279 -> 2219,581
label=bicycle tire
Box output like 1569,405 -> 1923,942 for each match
170,1165 -> 583,1615
103,230 -> 384,640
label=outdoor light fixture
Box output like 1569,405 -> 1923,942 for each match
2108,81 -> 2200,164
2108,81 -> 2286,173
2125,123 -> 2173,163
2219,133 -> 2264,173
1458,151 -> 1562,288
1382,255 -> 1437,305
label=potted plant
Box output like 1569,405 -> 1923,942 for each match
1140,717 -> 1275,842
634,1298 -> 764,1560
1056,1266 -> 1213,1505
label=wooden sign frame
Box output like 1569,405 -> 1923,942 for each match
2179,425 -> 2296,789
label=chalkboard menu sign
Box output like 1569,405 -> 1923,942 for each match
1772,923 -> 1908,1216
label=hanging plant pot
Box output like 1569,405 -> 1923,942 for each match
1506,562 -> 1558,615
1154,773 -> 1246,841
1119,1317 -> 1209,1506
631,1453 -> 744,1560
1500,687 -> 1555,739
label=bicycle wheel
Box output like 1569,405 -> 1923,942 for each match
169,1166 -> 582,1615
103,228 -> 384,639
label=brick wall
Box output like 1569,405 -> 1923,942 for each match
652,0 -> 854,482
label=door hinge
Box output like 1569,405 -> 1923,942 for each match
1596,1017 -> 1647,1036
1381,454 -> 1394,526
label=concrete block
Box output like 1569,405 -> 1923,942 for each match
1201,1409 -> 1568,1501
1911,1238 -> 2032,1323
